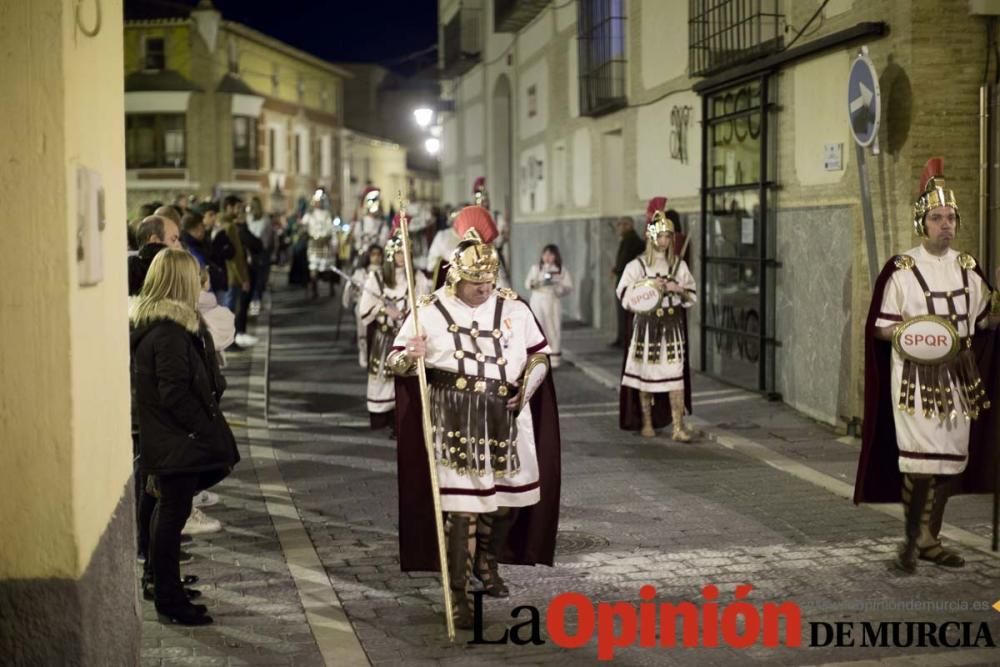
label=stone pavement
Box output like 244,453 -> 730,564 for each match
140,281 -> 1000,666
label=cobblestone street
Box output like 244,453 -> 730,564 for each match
140,281 -> 1000,666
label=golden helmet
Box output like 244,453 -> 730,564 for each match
645,196 -> 674,238
913,157 -> 959,238
384,231 -> 403,262
446,206 -> 500,286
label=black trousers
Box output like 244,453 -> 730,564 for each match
235,287 -> 252,334
615,295 -> 627,345
132,434 -> 156,561
149,472 -> 198,608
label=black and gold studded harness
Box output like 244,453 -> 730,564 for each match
368,271 -> 408,379
631,258 -> 690,364
897,263 -> 989,421
426,296 -> 520,477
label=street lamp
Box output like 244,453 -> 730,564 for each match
425,137 -> 441,155
414,107 -> 434,128
429,124 -> 443,138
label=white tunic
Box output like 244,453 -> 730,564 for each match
303,209 -> 335,272
393,288 -> 551,513
525,264 -> 573,367
353,214 -> 389,254
427,228 -> 461,280
616,254 -> 697,393
874,246 -> 990,475
344,267 -> 372,368
360,268 -> 430,414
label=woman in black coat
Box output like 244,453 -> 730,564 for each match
130,249 -> 239,625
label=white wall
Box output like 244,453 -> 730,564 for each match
640,0 -> 688,90
572,127 -> 592,208
793,52 -> 852,186
637,90 -> 701,199
519,143 -> 548,215
519,59 -> 549,140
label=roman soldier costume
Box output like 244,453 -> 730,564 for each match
617,196 -> 697,441
359,227 -> 430,432
389,206 -> 561,630
302,189 -> 335,298
854,158 -> 1000,572
428,179 -> 509,290
354,186 -> 389,254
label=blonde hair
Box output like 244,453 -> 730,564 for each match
131,249 -> 202,320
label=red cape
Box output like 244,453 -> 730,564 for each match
394,372 -> 562,572
853,257 -> 1000,504
618,309 -> 693,430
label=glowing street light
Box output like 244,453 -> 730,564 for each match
425,137 -> 441,155
429,124 -> 443,138
414,107 -> 434,128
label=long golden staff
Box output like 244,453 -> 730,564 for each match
397,194 -> 456,640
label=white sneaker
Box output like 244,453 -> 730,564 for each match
183,507 -> 222,536
249,300 -> 261,317
193,490 -> 219,508
235,333 -> 258,347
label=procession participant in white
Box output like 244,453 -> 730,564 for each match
302,189 -> 336,299
353,186 -> 389,254
359,228 -> 430,434
342,244 -> 383,368
525,244 -> 573,368
389,206 -> 561,630
854,158 -> 1000,573
617,196 -> 697,441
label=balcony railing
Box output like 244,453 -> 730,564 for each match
441,5 -> 483,77
689,0 -> 784,78
494,0 -> 550,33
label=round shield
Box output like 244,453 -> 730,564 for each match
626,278 -> 664,314
892,315 -> 960,365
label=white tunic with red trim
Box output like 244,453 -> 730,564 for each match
874,246 -> 990,475
393,287 -> 551,513
617,254 -> 697,394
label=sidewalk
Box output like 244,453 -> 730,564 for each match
560,323 -> 999,551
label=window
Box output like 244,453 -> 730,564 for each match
227,38 -> 239,75
577,0 -> 626,117
268,128 -> 277,170
125,114 -> 185,168
689,0 -> 783,77
233,116 -> 258,170
144,37 -> 165,71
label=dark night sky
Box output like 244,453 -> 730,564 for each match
126,0 -> 439,71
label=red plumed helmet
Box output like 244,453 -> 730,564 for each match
453,205 -> 498,244
646,196 -> 668,223
473,176 -> 486,193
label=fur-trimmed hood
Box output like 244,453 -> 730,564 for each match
129,298 -> 200,335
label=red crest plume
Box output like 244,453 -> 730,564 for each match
453,205 -> 498,243
361,185 -> 380,200
919,158 -> 944,192
473,176 -> 486,193
646,196 -> 668,223
391,212 -> 403,234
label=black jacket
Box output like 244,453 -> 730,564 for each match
614,230 -> 645,277
127,243 -> 167,296
208,229 -> 236,292
130,299 -> 239,479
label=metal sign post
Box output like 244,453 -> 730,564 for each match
848,46 -> 882,288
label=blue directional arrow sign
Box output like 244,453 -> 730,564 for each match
848,53 -> 880,147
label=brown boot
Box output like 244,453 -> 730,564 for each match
445,513 -> 476,629
474,508 -> 514,597
669,391 -> 692,442
639,391 -> 655,437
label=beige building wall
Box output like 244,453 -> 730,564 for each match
440,0 -> 996,427
1,0 -> 138,660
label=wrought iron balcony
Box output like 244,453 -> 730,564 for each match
689,0 -> 784,78
440,5 -> 483,77
494,0 -> 550,33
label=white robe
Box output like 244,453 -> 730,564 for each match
303,209 -> 335,272
393,289 -> 550,513
616,254 -> 697,393
343,267 -> 373,367
360,268 -> 430,414
874,246 -> 990,475
525,264 -> 572,367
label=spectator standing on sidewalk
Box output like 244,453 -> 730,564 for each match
245,196 -> 273,316
611,217 -> 645,348
221,195 -> 259,347
129,215 -> 181,295
525,244 -> 573,368
130,249 -> 239,626
196,201 -> 234,305
343,244 -> 384,368
617,197 -> 697,442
